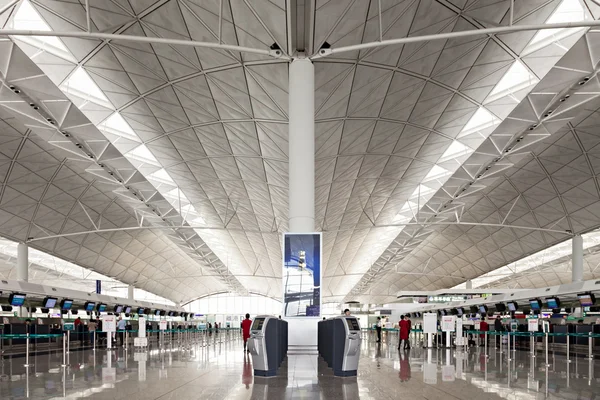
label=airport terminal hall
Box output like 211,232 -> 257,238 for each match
4,0 -> 600,399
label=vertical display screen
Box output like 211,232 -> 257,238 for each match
85,302 -> 95,312
283,233 -> 321,317
43,297 -> 57,308
546,298 -> 559,309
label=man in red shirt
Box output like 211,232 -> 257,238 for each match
241,313 -> 252,352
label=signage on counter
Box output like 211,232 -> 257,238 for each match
159,320 -> 167,331
423,313 -> 437,334
102,315 -> 116,333
441,316 -> 456,332
138,317 -> 146,338
528,319 -> 539,332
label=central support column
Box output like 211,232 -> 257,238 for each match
17,243 -> 28,282
572,235 -> 583,283
288,57 -> 315,232
286,57 -> 317,355
128,285 -> 134,300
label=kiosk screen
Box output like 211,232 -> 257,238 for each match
252,318 -> 265,331
345,318 -> 360,331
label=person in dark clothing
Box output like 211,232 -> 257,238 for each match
494,317 -> 503,347
375,317 -> 382,343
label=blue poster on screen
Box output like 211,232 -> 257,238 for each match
282,233 -> 321,317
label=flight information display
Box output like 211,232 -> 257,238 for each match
252,318 -> 265,331
43,297 -> 57,308
9,293 -> 26,306
345,318 -> 360,331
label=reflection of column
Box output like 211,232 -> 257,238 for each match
288,57 -> 315,233
572,235 -> 583,283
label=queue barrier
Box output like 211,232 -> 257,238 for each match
0,326 -> 244,365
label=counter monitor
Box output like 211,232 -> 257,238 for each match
97,303 -> 107,312
60,299 -> 73,310
9,293 -> 26,307
577,293 -> 596,307
507,301 -> 518,312
478,305 -> 488,314
137,307 -> 145,315
113,305 -> 123,313
495,303 -> 506,312
154,309 -> 161,316
529,299 -> 542,310
546,297 -> 560,309
456,307 -> 464,316
42,297 -> 57,309
84,302 -> 95,312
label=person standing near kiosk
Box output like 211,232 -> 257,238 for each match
398,315 -> 411,350
241,314 -> 252,352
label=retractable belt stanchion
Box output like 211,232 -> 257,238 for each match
61,333 -> 67,368
507,332 -> 512,362
566,333 -> 571,363
67,330 -> 70,354
484,331 -> 488,358
545,331 -> 550,367
588,332 -> 594,360
24,333 -> 31,368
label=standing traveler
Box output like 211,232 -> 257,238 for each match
88,319 -> 97,345
376,317 -> 382,343
398,315 -> 410,350
116,317 -> 126,346
494,317 -> 503,347
343,309 -> 351,316
241,314 -> 252,352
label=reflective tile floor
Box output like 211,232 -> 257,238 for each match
0,333 -> 599,399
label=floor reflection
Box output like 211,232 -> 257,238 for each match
0,335 -> 599,399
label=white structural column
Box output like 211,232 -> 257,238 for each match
128,285 -> 134,300
288,57 -> 315,233
465,280 -> 472,290
286,57 -> 317,354
572,235 -> 583,283
17,243 -> 28,282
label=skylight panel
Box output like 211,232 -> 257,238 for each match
423,164 -> 450,182
61,67 -> 113,109
127,144 -> 159,165
439,140 -> 472,162
99,113 -> 141,141
486,61 -> 538,103
458,107 -> 500,138
149,168 -> 176,185
12,0 -> 76,63
524,0 -> 588,55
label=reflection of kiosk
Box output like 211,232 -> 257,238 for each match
318,316 -> 361,377
248,316 -> 288,377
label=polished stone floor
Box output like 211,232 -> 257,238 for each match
0,332 -> 598,399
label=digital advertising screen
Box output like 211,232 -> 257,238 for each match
283,233 -> 321,317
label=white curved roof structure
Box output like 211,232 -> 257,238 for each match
0,0 -> 600,304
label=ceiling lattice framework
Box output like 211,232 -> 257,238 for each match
0,0 -> 598,303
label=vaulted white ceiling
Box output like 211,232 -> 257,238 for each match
0,0 -> 599,304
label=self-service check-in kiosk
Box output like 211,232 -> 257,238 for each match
318,316 -> 361,377
248,315 -> 288,377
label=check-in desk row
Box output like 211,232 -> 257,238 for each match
318,317 -> 361,377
